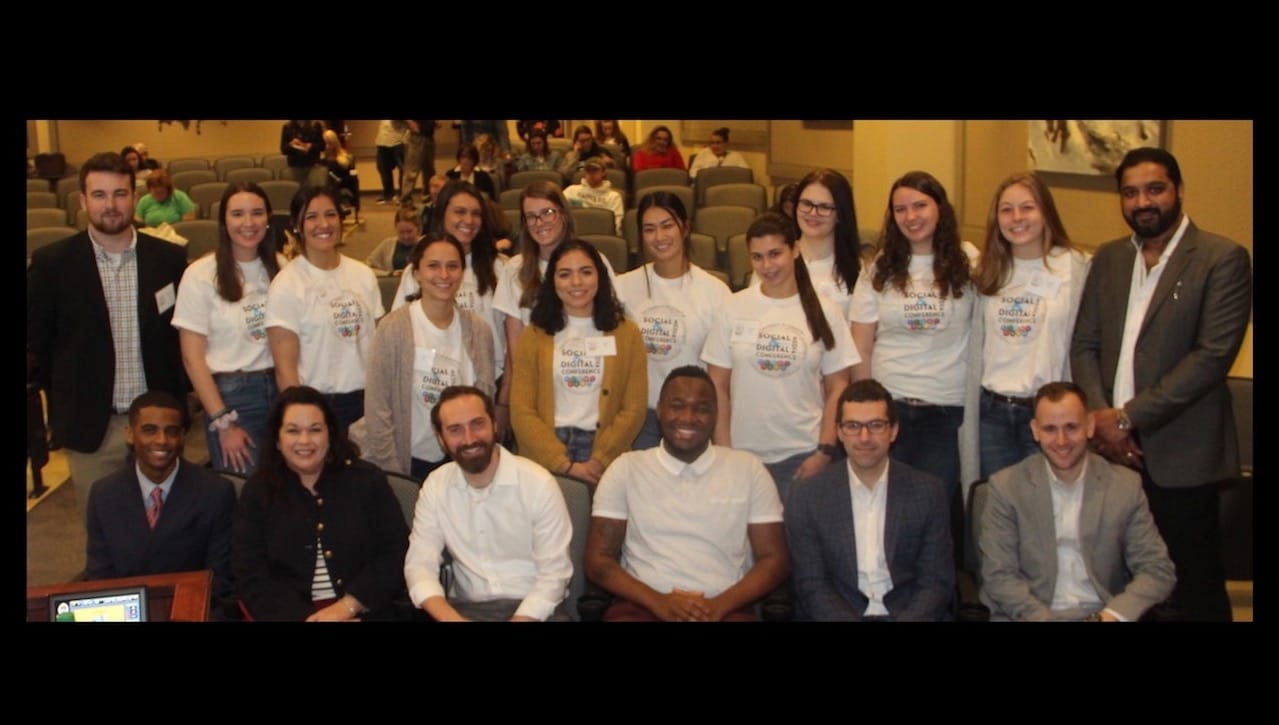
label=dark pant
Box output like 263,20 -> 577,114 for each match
632,408 -> 661,450
891,400 -> 964,566
376,144 -> 404,200
325,390 -> 365,437
207,369 -> 278,476
978,389 -> 1039,479
603,596 -> 758,622
555,426 -> 596,463
1142,473 -> 1233,621
410,455 -> 450,481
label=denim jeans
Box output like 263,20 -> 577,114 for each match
978,390 -> 1038,479
325,389 -> 365,437
764,451 -> 812,506
207,370 -> 278,476
890,400 -> 963,500
631,408 -> 662,451
555,426 -> 596,463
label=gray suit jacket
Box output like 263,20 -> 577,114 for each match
1070,221 -> 1251,487
978,451 -> 1175,621
785,459 -> 954,621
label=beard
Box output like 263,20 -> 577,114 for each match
450,439 -> 494,474
91,211 -> 132,236
1124,197 -> 1182,239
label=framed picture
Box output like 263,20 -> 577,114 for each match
1028,120 -> 1164,176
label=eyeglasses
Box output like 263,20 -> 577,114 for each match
839,419 -> 892,435
797,199 -> 837,217
523,207 -> 560,225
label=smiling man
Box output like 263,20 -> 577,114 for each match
979,382 -> 1175,622
585,366 -> 790,621
84,391 -> 237,601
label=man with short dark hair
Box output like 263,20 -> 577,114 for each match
563,157 -> 624,234
28,151 -> 188,522
979,382 -> 1175,621
1071,147 -> 1252,621
85,391 -> 237,600
586,366 -> 791,621
404,386 -> 573,621
785,378 -> 954,621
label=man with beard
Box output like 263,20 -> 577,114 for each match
1071,147 -> 1252,621
29,152 -> 188,523
403,386 -> 573,621
979,382 -> 1175,621
586,366 -> 790,621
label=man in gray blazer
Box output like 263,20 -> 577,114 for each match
786,379 -> 954,621
1070,147 -> 1251,621
980,382 -> 1175,621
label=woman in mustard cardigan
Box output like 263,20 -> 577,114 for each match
511,239 -> 646,486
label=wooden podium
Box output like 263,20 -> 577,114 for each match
27,570 -> 213,622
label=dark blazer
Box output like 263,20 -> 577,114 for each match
785,459 -> 954,621
1070,221 -> 1252,487
978,452 -> 1175,621
231,459 -> 409,621
27,230 -> 188,452
85,459 -> 237,599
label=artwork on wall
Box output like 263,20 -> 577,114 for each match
1028,120 -> 1163,176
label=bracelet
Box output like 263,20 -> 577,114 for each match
208,409 -> 239,432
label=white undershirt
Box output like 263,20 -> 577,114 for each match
849,460 -> 892,616
1113,214 -> 1189,407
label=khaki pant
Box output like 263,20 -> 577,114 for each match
65,414 -> 130,524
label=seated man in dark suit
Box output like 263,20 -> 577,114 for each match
85,391 -> 237,602
785,379 -> 954,621
979,381 -> 1175,621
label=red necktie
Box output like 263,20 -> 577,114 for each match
147,488 -> 163,530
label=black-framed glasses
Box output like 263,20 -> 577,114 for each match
839,419 -> 892,435
523,207 -> 560,225
797,199 -> 837,217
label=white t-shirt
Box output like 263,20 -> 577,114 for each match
615,264 -> 732,408
553,315 -> 606,430
982,247 -> 1083,398
849,242 -> 980,406
751,249 -> 856,324
701,285 -> 860,463
393,253 -> 507,378
593,443 -> 783,598
409,303 -> 475,463
265,254 -> 384,394
493,252 -> 617,327
171,254 -> 286,373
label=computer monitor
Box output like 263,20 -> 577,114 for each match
49,585 -> 149,622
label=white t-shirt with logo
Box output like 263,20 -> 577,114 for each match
493,252 -> 617,327
408,303 -> 475,462
265,254 -> 384,394
615,264 -> 732,409
753,250 -> 856,326
393,253 -> 507,380
172,254 -> 287,373
553,315 -> 607,430
849,242 -> 979,406
701,286 -> 860,463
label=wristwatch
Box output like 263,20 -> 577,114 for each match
817,442 -> 842,459
1115,407 -> 1134,432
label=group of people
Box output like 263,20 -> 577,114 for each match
30,144 -> 1250,622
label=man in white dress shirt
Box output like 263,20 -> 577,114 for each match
403,386 -> 573,621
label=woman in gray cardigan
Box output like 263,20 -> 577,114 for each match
351,236 -> 495,479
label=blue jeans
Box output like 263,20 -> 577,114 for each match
764,451 -> 811,505
890,400 -> 963,502
631,408 -> 662,451
207,370 -> 278,476
978,390 -> 1038,479
555,426 -> 596,463
411,456 -> 449,481
325,390 -> 365,437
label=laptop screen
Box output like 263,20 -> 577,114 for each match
49,586 -> 149,622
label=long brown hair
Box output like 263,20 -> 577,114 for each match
973,172 -> 1075,295
214,182 -> 281,301
872,170 -> 970,299
748,212 -> 835,350
514,181 -> 576,309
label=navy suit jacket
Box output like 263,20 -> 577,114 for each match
27,230 -> 188,452
785,459 -> 954,621
85,459 -> 237,599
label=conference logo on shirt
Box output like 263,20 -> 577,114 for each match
556,339 -> 603,393
995,291 -> 1043,341
329,292 -> 368,340
242,300 -> 268,343
416,355 -> 462,406
753,323 -> 805,378
639,304 -> 686,360
902,290 -> 948,333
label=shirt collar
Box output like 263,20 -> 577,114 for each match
449,444 -> 518,491
136,458 -> 180,501
1128,213 -> 1190,262
1044,455 -> 1088,488
89,226 -> 138,257
656,441 -> 717,477
847,458 -> 889,492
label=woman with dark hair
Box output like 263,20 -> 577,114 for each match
960,172 -> 1091,487
266,186 -> 384,433
134,169 -> 197,226
631,125 -> 686,172
354,236 -> 495,479
445,142 -> 497,200
558,124 -> 616,180
849,170 -> 979,503
687,127 -> 750,178
172,182 -> 285,475
615,191 -> 731,449
119,145 -> 151,187
594,119 -> 631,158
510,239 -> 646,486
702,212 -> 859,501
231,385 -> 408,621
515,129 -> 563,172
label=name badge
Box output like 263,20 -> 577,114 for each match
414,347 -> 436,371
585,336 -> 616,357
155,283 -> 175,314
1025,271 -> 1063,299
730,319 -> 760,344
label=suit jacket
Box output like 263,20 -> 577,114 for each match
785,459 -> 954,621
28,230 -> 188,452
85,459 -> 237,599
978,452 -> 1176,621
1070,221 -> 1251,488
